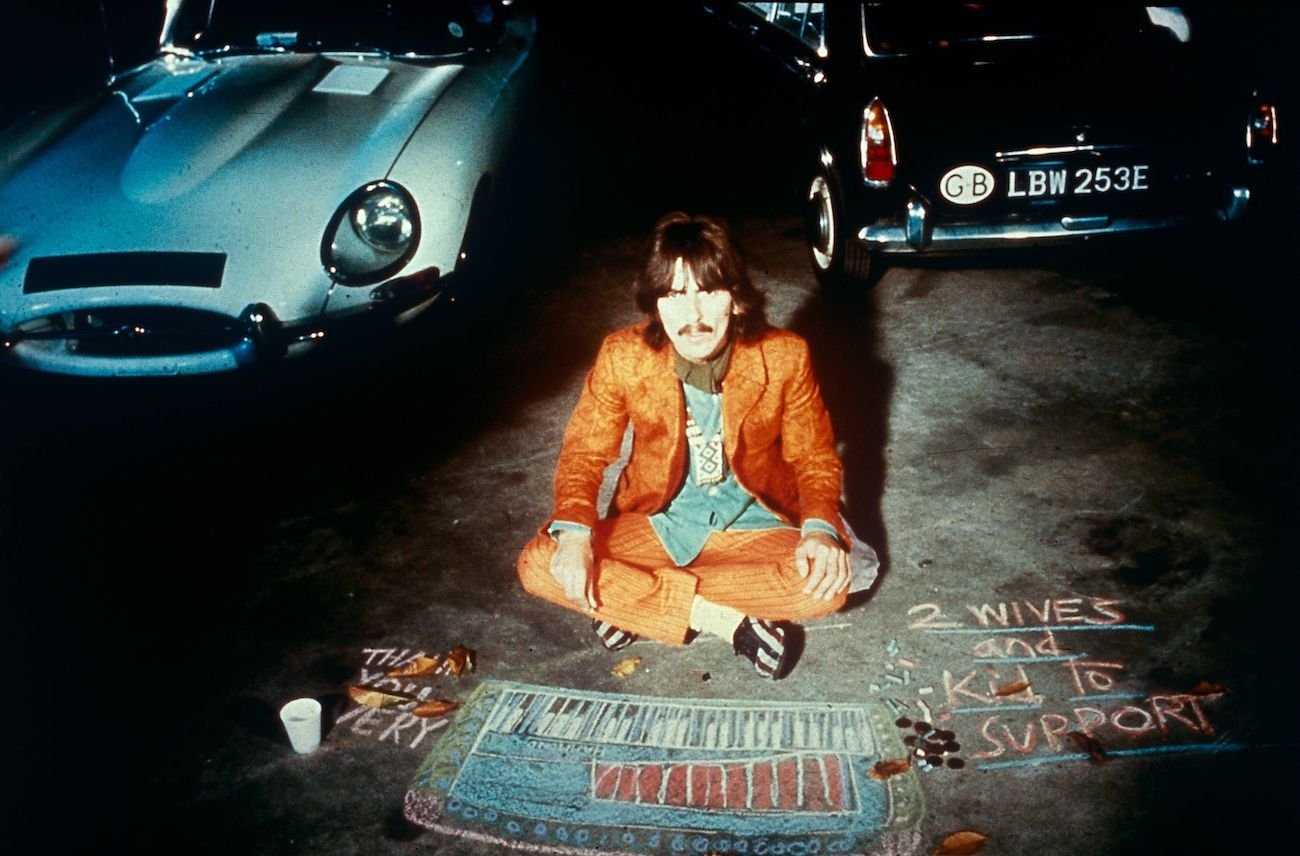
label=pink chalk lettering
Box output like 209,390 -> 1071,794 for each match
972,636 -> 1038,659
907,602 -> 962,629
958,597 -> 1130,627
1022,600 -> 1053,624
972,715 -> 1047,758
1036,631 -> 1063,656
969,633 -> 1069,660
1006,638 -> 1037,658
1086,598 -> 1125,625
1002,721 -> 1038,754
1073,707 -> 1107,735
966,602 -> 1012,627
1109,705 -> 1156,735
1052,598 -> 1085,623
985,664 -> 1035,700
1152,694 -> 1222,736
1039,714 -> 1072,752
944,669 -> 993,707
1064,660 -> 1126,696
974,717 -> 1007,759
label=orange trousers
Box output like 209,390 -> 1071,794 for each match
516,513 -> 847,645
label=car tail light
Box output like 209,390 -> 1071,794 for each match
860,97 -> 897,187
1247,101 -> 1279,150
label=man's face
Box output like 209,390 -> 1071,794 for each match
658,257 -> 736,364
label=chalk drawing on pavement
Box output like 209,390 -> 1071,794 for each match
404,680 -> 924,855
886,595 -> 1236,770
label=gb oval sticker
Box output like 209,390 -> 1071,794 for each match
939,165 -> 995,205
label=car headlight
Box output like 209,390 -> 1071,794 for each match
321,181 -> 420,285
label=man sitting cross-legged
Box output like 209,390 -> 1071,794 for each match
517,211 -> 876,679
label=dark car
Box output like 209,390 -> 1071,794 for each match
708,3 -> 1280,286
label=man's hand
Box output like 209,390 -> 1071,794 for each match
795,530 -> 850,601
551,529 -> 598,609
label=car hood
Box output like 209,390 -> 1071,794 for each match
0,53 -> 463,325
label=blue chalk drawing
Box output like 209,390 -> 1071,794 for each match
405,681 -> 924,854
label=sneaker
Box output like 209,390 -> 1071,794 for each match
593,619 -> 637,652
733,616 -> 791,679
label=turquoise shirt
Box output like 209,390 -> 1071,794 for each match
649,384 -> 788,565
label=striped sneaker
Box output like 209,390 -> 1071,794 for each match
593,619 -> 638,652
733,616 -> 791,679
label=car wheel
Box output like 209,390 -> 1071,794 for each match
806,171 -> 877,289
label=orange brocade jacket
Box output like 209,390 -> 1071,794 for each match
550,323 -> 848,544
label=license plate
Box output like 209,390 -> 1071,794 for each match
1007,164 -> 1150,199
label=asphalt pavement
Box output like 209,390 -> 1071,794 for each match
2,5 -> 1298,854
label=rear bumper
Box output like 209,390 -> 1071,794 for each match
1,265 -> 447,377
858,187 -> 1251,255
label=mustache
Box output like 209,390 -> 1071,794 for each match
676,323 -> 715,336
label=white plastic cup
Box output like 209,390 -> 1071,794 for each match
279,697 -> 322,754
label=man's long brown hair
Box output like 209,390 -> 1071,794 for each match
634,212 -> 769,349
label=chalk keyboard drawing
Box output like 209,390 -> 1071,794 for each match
405,680 -> 924,855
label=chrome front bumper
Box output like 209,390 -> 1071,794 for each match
1,265 -> 446,377
859,187 -> 1251,254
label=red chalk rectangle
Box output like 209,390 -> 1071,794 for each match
704,765 -> 725,809
751,761 -> 774,810
593,763 -> 619,800
776,757 -> 799,810
725,763 -> 748,809
823,754 -> 847,811
665,764 -> 689,807
637,764 -> 663,804
801,756 -> 828,812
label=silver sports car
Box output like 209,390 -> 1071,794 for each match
0,0 -> 536,376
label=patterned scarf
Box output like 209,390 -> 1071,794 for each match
673,340 -> 732,393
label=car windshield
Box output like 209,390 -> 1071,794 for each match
863,3 -> 1169,57
172,0 -> 506,58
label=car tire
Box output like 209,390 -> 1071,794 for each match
805,170 -> 878,289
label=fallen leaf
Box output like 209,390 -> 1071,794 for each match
934,830 -> 987,855
994,680 -> 1030,697
869,758 -> 911,780
610,656 -> 642,678
386,655 -> 442,678
348,685 -> 416,709
439,645 -> 476,677
1190,680 -> 1228,696
1065,730 -> 1110,763
412,699 -> 460,718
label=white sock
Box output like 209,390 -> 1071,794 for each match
688,596 -> 745,641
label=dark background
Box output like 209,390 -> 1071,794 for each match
2,2 -> 1295,229
2,3 -> 1294,206
3,3 -> 1295,123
